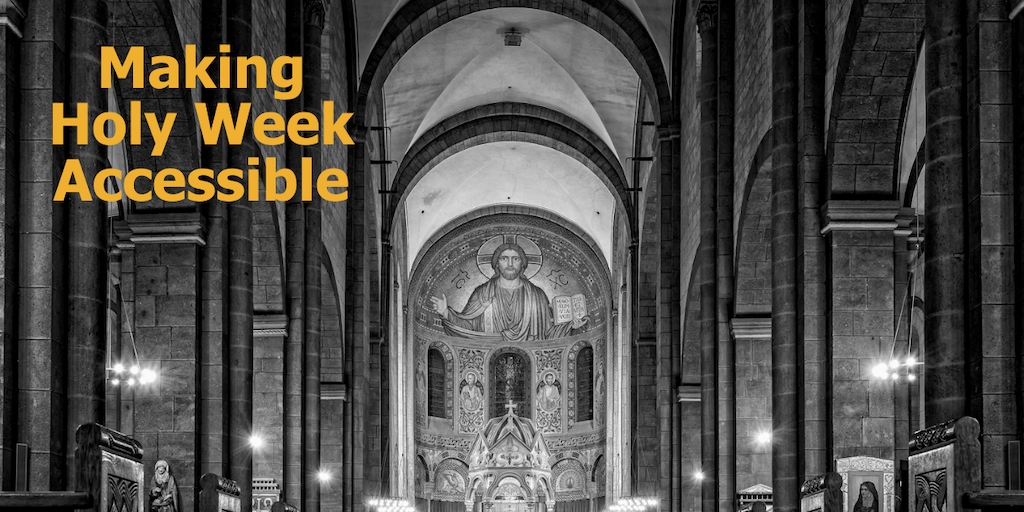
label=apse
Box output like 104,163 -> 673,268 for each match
407,211 -> 612,510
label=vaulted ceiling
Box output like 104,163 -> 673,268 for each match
352,1 -> 675,271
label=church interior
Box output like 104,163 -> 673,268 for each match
0,0 -> 1023,511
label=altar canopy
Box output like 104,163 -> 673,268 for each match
466,403 -> 555,512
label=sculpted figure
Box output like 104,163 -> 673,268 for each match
150,460 -> 178,512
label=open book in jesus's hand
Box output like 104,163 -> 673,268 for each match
552,293 -> 587,324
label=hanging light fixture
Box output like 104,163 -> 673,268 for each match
107,284 -> 159,387
874,156 -> 924,382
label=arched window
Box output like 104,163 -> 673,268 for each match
576,346 -> 594,421
490,349 -> 531,419
427,348 -> 446,418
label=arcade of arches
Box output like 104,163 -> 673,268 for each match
0,0 -> 1022,512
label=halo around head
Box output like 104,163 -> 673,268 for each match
476,234 -> 543,279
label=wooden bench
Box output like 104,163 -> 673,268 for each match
0,423 -> 143,512
910,416 -> 1024,510
800,472 -> 843,512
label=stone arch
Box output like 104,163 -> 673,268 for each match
480,471 -> 538,501
409,205 -> 610,283
434,457 -> 471,501
734,132 -> 774,315
321,246 -> 345,378
108,0 -> 200,210
827,0 -> 924,197
566,340 -> 593,428
253,200 -> 285,314
427,341 -> 454,421
552,458 -> 588,499
355,0 -> 673,129
389,102 -> 634,238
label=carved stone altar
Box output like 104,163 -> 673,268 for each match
465,403 -> 554,512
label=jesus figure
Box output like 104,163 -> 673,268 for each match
430,242 -> 586,342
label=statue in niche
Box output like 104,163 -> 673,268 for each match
460,371 -> 484,412
595,360 -> 605,400
536,371 -> 561,413
429,239 -> 587,342
149,460 -> 179,512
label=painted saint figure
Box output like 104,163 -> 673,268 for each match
460,372 -> 484,412
854,481 -> 879,512
150,460 -> 178,512
536,372 -> 561,413
430,242 -> 587,342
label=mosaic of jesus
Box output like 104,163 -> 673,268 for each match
429,236 -> 589,342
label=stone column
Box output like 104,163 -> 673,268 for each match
771,0 -> 800,508
923,0 -> 967,425
655,121 -> 681,507
198,0 -> 229,481
963,0 -> 1017,489
716,0 -> 738,509
1014,3 -> 1024,458
0,0 -> 23,490
796,0 -> 828,481
302,3 -> 325,511
282,0 -> 304,502
226,0 -> 255,507
893,208 -> 914,505
18,0 -> 68,490
345,130 -> 373,511
65,0 -> 108,489
697,4 -> 720,511
820,202 -> 899,462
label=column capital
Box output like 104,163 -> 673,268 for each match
677,383 -> 700,403
657,121 -> 682,141
0,0 -> 26,38
819,199 -> 901,235
304,0 -> 326,30
730,317 -> 771,339
113,212 -> 207,248
697,2 -> 719,34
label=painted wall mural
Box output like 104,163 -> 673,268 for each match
427,235 -> 590,342
458,349 -> 487,434
552,459 -> 589,501
412,213 -> 612,502
432,458 -> 470,502
534,348 -> 563,433
412,215 -> 608,341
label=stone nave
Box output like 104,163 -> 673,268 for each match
0,0 -> 1022,511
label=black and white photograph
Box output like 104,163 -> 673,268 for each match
0,1 -> 1021,511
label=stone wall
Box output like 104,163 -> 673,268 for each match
733,0 -> 771,229
825,0 -> 855,134
734,336 -> 772,491
734,160 -> 772,316
253,334 -> 285,484
829,230 -> 895,460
